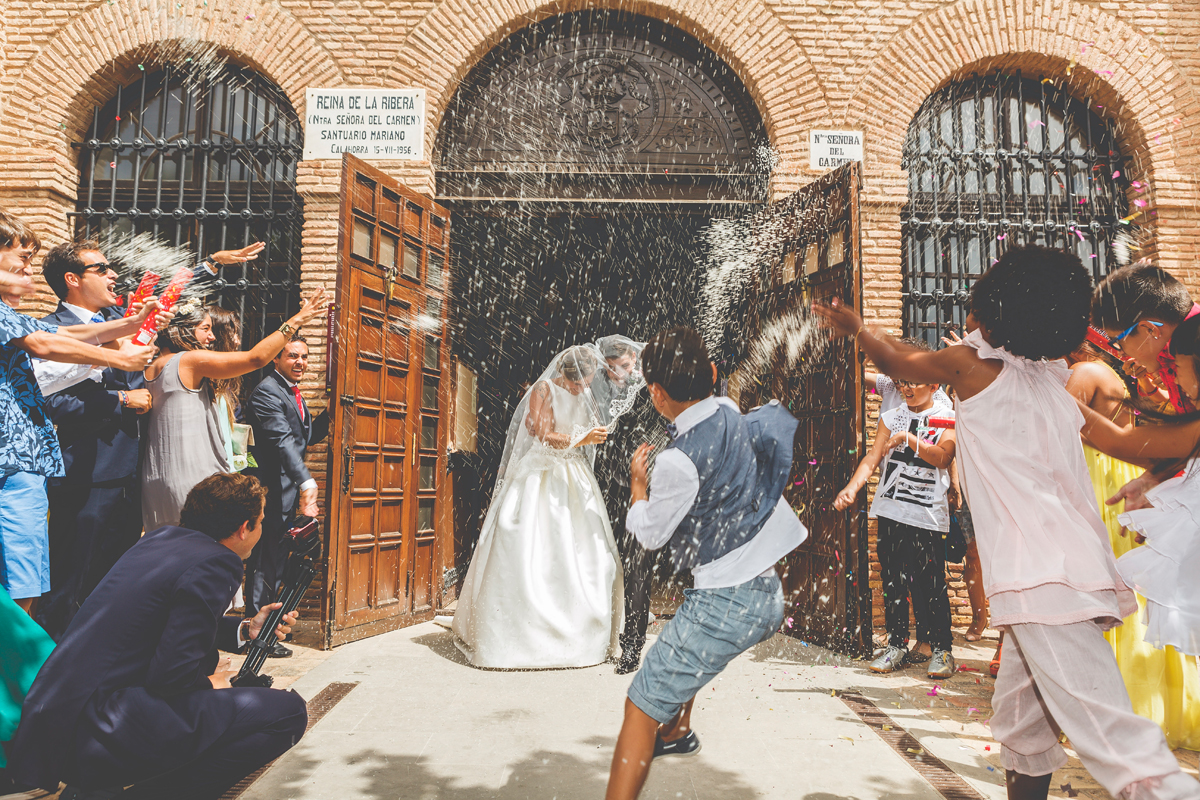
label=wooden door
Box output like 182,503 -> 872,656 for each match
323,154 -> 453,647
737,162 -> 868,654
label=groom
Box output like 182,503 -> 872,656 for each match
591,336 -> 662,674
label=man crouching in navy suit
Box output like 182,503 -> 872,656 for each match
246,335 -> 328,653
8,473 -> 307,800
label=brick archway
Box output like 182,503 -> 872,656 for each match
0,0 -> 343,219
842,0 -> 1200,305
385,0 -> 828,176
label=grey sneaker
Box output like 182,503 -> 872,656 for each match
927,648 -> 956,679
869,645 -> 908,674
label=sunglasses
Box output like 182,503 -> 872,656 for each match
895,380 -> 927,389
81,262 -> 117,276
1108,320 -> 1164,348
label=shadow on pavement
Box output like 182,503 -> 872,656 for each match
410,629 -> 473,666
262,736 -> 764,799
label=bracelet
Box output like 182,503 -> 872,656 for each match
278,322 -> 296,339
119,390 -> 128,407
854,326 -> 866,345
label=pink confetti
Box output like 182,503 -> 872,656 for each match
245,13 -> 254,20
1112,170 -> 1121,179
109,161 -> 116,168
1132,180 -> 1143,188
808,459 -> 817,465
785,617 -> 794,628
1029,120 -> 1045,128
1098,69 -> 1114,76
968,707 -> 978,715
926,686 -> 939,697
996,234 -> 1006,241
1134,199 -> 1147,208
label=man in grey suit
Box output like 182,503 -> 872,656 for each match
246,336 -> 328,655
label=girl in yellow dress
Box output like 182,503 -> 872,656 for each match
1067,345 -> 1200,750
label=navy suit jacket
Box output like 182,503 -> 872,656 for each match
9,526 -> 244,790
248,369 -> 329,528
40,303 -> 144,485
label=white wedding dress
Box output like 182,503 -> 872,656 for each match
453,379 -> 624,669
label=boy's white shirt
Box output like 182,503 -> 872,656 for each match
626,396 -> 807,589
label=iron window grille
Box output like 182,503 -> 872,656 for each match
72,64 -> 304,355
901,72 -> 1130,345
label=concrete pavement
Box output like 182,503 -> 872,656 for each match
240,621 -> 1013,800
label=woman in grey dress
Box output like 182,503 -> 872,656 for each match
141,289 -> 327,530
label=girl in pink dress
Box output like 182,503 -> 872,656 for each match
816,245 -> 1200,800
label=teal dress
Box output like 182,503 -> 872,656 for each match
0,588 -> 55,767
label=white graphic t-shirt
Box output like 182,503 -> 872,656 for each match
868,404 -> 952,532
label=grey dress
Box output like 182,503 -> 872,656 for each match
141,353 -> 231,530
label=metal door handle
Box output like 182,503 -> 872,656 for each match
342,446 -> 354,494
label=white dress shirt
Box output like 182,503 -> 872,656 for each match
279,373 -> 318,494
626,396 -> 808,589
32,302 -> 107,396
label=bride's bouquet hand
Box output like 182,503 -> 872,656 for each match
578,426 -> 609,447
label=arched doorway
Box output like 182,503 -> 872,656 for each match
73,63 -> 304,351
436,10 -> 770,573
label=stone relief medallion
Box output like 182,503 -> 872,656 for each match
555,54 -> 657,152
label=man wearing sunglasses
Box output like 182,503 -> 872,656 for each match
1093,263 -> 1200,416
33,241 -> 153,639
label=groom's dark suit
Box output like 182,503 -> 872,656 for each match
246,369 -> 329,614
593,384 -> 662,659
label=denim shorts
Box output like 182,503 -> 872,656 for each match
628,572 -> 784,724
0,471 -> 50,599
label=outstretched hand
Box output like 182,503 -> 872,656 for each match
247,602 -> 299,642
811,297 -> 863,339
1106,473 -> 1159,543
212,242 -> 266,265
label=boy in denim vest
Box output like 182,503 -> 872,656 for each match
605,326 -> 806,800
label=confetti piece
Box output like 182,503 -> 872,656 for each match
987,766 -> 996,772
109,161 -> 116,168
785,617 -> 794,628
882,724 -> 893,731
137,64 -> 144,71
1099,69 -> 1114,76
1134,199 -> 1147,208
996,234 -> 1006,241
1029,120 -> 1045,128
926,687 -> 939,697
831,690 -> 836,697
907,748 -> 923,755
1112,170 -> 1121,179
985,745 -> 991,751
245,13 -> 255,20
1041,78 -> 1053,84
968,707 -> 978,715
840,736 -> 855,743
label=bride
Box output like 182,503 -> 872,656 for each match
452,345 -> 626,669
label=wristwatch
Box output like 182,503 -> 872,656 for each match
278,322 -> 296,339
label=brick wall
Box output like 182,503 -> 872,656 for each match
2,0 -> 1198,636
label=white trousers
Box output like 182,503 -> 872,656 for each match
993,620 -> 1200,800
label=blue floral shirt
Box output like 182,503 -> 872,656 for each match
0,303 -> 64,478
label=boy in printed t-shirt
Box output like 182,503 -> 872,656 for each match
837,339 -> 956,678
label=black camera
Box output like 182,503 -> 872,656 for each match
231,516 -> 322,688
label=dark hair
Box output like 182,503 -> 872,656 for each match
969,245 -> 1092,361
41,240 -> 103,300
207,305 -> 243,405
601,339 -> 636,359
642,326 -> 714,402
0,209 -> 41,254
275,333 -> 308,358
1092,264 -> 1193,330
1123,314 -> 1200,465
156,306 -> 207,353
180,472 -> 268,540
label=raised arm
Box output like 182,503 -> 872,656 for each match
1078,400 -> 1200,463
18,331 -> 154,372
813,299 -> 1001,399
55,298 -> 165,344
526,382 -> 570,448
179,289 -> 327,386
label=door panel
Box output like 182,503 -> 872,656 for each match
323,154 -> 454,646
737,162 -> 869,654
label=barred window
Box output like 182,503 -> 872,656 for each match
74,64 -> 304,350
901,72 -> 1130,345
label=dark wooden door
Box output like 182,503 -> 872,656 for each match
323,154 -> 453,646
737,162 -> 868,654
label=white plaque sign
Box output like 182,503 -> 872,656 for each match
809,130 -> 863,171
303,88 -> 425,161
